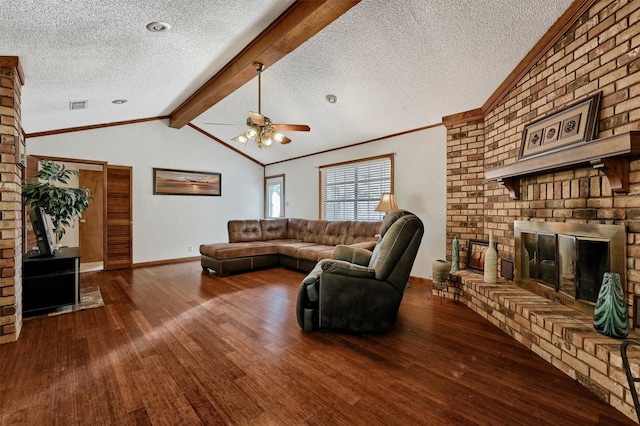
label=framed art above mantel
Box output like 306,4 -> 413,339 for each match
519,91 -> 601,160
485,131 -> 640,200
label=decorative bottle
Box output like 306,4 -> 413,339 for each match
593,272 -> 629,338
484,231 -> 497,283
451,236 -> 460,272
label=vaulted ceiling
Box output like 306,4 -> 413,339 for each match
3,0 -> 574,165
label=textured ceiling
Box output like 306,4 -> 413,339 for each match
3,0 -> 573,165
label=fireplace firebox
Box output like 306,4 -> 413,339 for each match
514,221 -> 626,315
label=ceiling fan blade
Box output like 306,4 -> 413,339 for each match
273,124 -> 310,132
279,135 -> 292,144
249,111 -> 265,126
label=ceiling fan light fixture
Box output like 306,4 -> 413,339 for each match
211,61 -> 310,149
232,134 -> 247,145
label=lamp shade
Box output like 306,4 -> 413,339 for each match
374,193 -> 399,212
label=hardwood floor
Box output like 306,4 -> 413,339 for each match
0,262 -> 635,425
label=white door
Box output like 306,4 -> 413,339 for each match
265,175 -> 285,218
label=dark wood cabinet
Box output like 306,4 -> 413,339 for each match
22,247 -> 80,317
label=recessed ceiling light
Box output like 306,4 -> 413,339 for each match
326,94 -> 338,104
112,99 -> 127,104
146,21 -> 171,32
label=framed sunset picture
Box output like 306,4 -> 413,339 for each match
153,168 -> 221,196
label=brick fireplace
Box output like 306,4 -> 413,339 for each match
0,57 -> 24,343
443,0 -> 640,421
514,220 -> 627,315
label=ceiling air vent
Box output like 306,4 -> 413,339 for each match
69,100 -> 88,110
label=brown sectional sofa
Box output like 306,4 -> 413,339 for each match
200,218 -> 381,276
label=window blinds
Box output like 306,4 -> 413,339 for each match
320,156 -> 391,221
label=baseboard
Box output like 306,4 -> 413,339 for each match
133,256 -> 200,269
408,275 -> 429,285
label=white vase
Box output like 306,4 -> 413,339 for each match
484,231 -> 498,283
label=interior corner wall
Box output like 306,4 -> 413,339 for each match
26,120 -> 264,264
265,125 -> 447,278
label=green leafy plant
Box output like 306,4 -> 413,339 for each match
22,159 -> 91,243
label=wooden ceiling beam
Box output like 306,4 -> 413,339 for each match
169,0 -> 360,129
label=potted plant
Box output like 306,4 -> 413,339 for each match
22,159 -> 91,243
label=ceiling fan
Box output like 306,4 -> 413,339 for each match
205,62 -> 310,148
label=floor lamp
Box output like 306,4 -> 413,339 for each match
374,193 -> 399,216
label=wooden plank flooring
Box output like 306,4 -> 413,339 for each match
0,262 -> 635,425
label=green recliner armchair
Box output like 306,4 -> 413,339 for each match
296,210 -> 424,333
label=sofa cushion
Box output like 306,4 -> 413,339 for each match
304,220 -> 328,243
200,242 -> 277,260
296,245 -> 336,262
287,218 -> 309,240
228,220 -> 263,243
345,221 -> 382,245
260,219 -> 288,240
263,238 -> 303,245
322,221 -> 350,246
277,241 -> 317,258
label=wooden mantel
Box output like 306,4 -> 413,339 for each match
484,131 -> 640,199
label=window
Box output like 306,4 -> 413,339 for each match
319,154 -> 393,221
265,175 -> 285,218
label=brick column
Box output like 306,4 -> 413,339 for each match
444,111 -> 486,268
0,57 -> 24,343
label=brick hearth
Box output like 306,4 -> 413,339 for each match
443,271 -> 640,421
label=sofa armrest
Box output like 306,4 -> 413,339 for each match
333,245 -> 372,266
320,259 -> 375,279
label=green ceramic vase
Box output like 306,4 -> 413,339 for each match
451,236 -> 460,272
593,272 -> 629,338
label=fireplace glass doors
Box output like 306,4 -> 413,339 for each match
515,221 -> 625,315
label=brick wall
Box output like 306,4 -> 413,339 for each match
444,0 -> 640,421
446,120 -> 486,265
0,57 -> 24,344
446,0 -> 640,315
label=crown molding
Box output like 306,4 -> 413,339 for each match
25,116 -> 169,138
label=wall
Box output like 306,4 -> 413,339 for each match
27,120 -> 264,264
266,125 -> 447,278
0,58 -> 24,343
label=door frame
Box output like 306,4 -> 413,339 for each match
27,155 -> 108,263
